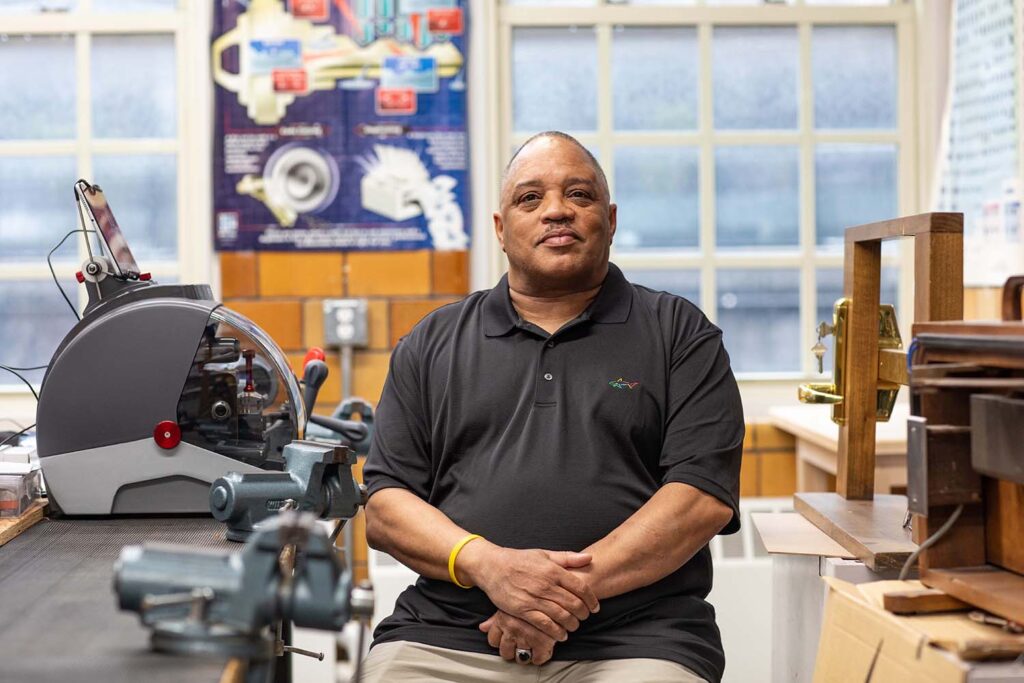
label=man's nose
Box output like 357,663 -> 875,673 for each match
540,193 -> 574,222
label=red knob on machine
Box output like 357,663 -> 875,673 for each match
304,347 -> 326,366
153,420 -> 181,449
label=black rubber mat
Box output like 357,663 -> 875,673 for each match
0,517 -> 235,682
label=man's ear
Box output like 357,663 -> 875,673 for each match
493,211 -> 506,252
608,203 -> 617,244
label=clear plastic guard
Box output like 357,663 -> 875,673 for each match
175,306 -> 305,468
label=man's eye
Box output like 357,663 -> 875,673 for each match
519,193 -> 540,203
569,190 -> 592,199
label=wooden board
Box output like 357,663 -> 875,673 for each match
750,512 -> 855,558
0,499 -> 45,547
986,478 -> 1024,574
923,565 -> 1024,625
883,588 -> 970,615
794,492 -> 916,570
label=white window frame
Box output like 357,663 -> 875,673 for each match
481,0 -> 921,405
0,0 -> 211,413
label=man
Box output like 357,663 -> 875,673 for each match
361,131 -> 744,683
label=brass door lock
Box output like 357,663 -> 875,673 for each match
798,298 -> 903,424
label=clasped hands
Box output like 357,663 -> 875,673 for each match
459,543 -> 600,666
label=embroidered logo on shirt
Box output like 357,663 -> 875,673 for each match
609,377 -> 640,390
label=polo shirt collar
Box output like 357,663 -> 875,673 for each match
482,262 -> 633,337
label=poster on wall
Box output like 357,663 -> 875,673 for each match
934,0 -> 1020,286
211,0 -> 470,252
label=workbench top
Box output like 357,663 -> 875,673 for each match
0,517 -> 233,683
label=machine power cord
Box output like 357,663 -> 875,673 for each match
897,504 -> 964,581
0,365 -> 40,401
48,227 -> 97,322
0,423 -> 35,449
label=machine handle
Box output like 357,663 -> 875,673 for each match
1001,275 -> 1024,321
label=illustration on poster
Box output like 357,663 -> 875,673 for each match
236,144 -> 341,228
212,0 -> 463,126
212,0 -> 471,252
359,145 -> 467,250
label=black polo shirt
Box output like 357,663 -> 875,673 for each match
364,263 -> 744,683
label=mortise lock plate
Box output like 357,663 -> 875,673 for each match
798,297 -> 904,425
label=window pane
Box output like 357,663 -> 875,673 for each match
716,146 -> 799,248
513,27 -> 597,133
93,34 -> 177,138
614,146 -> 699,250
613,26 -> 697,130
0,157 -> 78,263
813,26 -> 897,129
0,35 -> 75,140
93,0 -> 176,10
815,267 -> 898,373
620,268 -> 699,304
717,269 -> 800,373
92,154 -> 177,262
0,1 -> 77,13
713,26 -> 798,130
0,281 -> 77,372
815,143 -> 897,248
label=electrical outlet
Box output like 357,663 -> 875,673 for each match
323,299 -> 369,347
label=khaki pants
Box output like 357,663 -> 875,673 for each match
359,641 -> 708,683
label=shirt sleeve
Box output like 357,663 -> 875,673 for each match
363,335 -> 433,501
659,322 -> 745,535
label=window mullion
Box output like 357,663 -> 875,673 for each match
597,22 -> 614,205
698,20 -> 716,323
799,21 -> 816,376
75,29 -> 93,314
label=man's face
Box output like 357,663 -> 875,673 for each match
494,137 -> 617,293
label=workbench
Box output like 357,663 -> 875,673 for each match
0,516 -> 233,683
769,403 -> 909,493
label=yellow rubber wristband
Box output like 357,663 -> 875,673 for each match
447,533 -> 483,589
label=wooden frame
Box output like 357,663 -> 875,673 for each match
796,212 -> 962,569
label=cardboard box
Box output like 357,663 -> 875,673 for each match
814,578 -> 971,683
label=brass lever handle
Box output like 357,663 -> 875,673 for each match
797,383 -> 843,405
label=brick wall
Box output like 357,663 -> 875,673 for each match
219,249 -> 470,580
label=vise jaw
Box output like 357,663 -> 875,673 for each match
209,440 -> 365,542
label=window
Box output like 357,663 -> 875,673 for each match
0,1 -> 209,392
499,0 -> 914,378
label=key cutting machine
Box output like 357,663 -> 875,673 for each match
37,180 -> 307,515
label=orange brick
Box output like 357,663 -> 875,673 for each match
352,351 -> 391,404
760,452 -> 797,497
286,350 -> 341,409
303,299 -> 325,350
739,452 -> 759,498
225,299 -> 303,351
347,251 -> 430,296
258,252 -> 343,297
367,299 -> 389,350
220,252 -> 258,298
389,298 -> 458,347
432,250 -> 470,295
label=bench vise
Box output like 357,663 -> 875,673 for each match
209,440 -> 366,542
115,512 -> 374,682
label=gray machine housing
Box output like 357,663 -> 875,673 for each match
37,281 -> 302,515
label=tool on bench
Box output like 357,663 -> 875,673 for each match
115,511 -> 375,683
37,180 -> 309,515
210,440 -> 366,542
